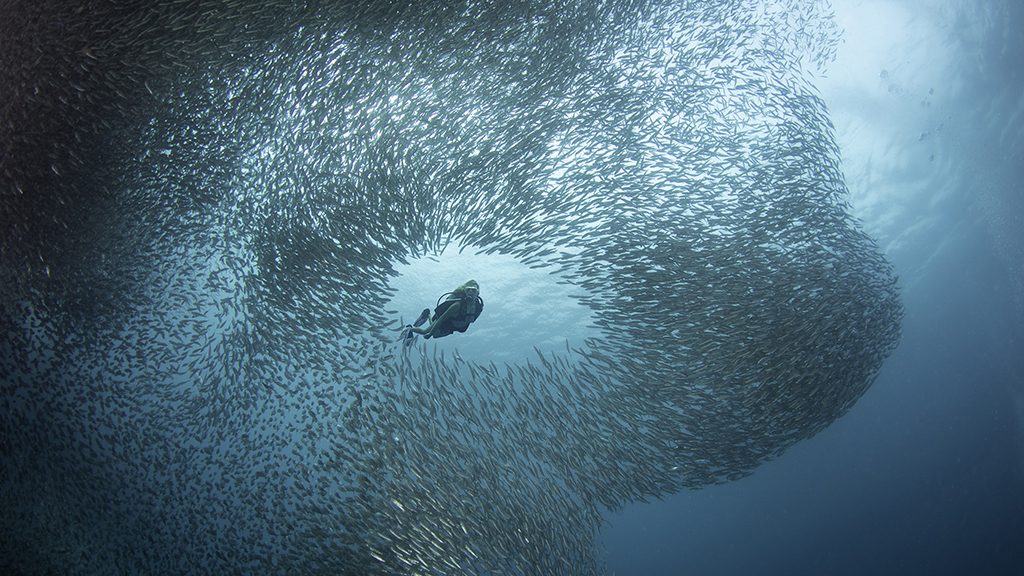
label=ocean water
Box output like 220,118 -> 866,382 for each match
602,1 -> 1024,574
1,0 -> 1021,575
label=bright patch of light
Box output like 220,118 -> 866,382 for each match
818,0 -> 970,274
385,243 -> 598,364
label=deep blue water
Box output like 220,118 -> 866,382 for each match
603,212 -> 1024,575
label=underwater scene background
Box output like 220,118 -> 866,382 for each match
1,0 -> 1020,574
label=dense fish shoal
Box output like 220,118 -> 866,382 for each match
0,1 -> 900,574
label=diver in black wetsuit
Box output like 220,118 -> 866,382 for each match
401,280 -> 483,346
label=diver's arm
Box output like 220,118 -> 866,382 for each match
408,301 -> 461,336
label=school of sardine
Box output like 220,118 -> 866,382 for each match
1,0 -> 901,574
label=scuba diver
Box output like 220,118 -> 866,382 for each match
400,280 -> 483,347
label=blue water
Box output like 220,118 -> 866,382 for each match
601,1 -> 1024,573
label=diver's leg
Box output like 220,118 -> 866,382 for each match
413,308 -> 430,327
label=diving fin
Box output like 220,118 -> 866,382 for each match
398,309 -> 430,348
401,325 -> 416,347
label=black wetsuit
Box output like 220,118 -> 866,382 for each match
424,295 -> 483,339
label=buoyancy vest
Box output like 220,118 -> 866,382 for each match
431,292 -> 484,335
